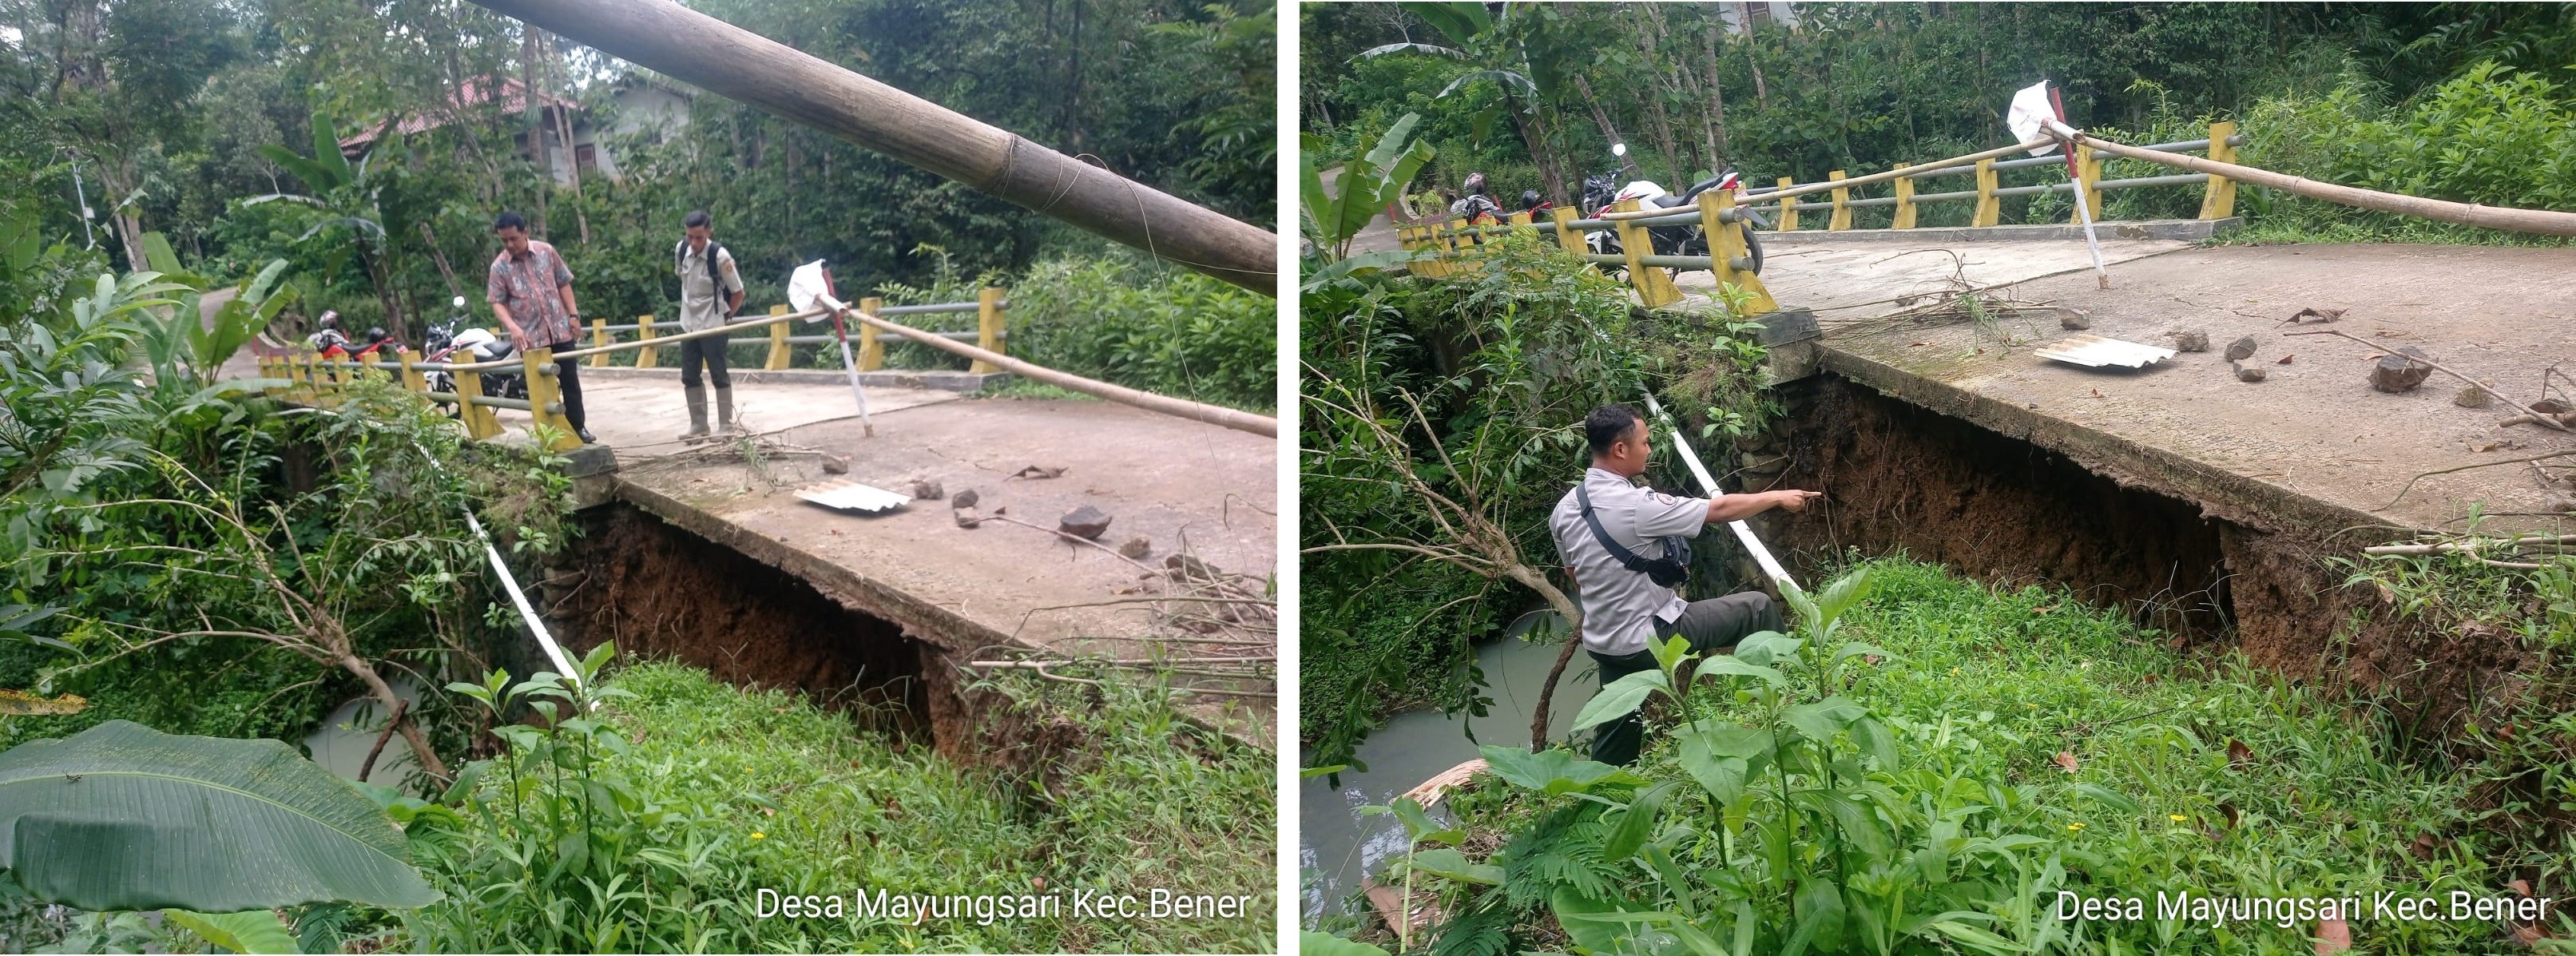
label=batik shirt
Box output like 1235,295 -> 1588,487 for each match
486,240 -> 577,347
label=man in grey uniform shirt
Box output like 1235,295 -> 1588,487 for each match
1550,403 -> 1823,764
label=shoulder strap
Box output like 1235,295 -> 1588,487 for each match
1577,481 -> 1657,573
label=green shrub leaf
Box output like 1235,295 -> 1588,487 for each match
0,720 -> 437,912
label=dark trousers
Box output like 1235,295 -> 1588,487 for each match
544,338 -> 585,431
678,331 -> 731,389
1588,590 -> 1784,766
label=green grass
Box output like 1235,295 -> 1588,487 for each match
1430,558 -> 2574,954
970,379 -> 1101,403
406,661 -> 1275,954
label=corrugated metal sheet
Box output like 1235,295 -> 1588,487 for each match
794,481 -> 913,514
2035,334 -> 2176,369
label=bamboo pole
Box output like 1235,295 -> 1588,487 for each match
466,0 -> 1276,293
2078,133 -> 2576,236
836,302 -> 1276,438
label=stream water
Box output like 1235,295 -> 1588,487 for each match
1298,612 -> 1599,921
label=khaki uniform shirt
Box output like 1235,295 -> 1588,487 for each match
677,240 -> 746,332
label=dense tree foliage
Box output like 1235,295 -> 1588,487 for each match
4,0 -> 1273,336
1304,2 -> 2576,223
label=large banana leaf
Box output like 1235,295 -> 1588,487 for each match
0,720 -> 438,912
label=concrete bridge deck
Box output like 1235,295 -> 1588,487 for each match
479,377 -> 1278,739
1678,236 -> 2576,538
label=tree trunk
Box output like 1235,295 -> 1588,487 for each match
1568,73 -> 1639,180
1631,10 -> 1687,180
1512,99 -> 1570,209
1746,31 -> 1768,106
339,653 -> 450,783
522,29 -> 550,237
1703,14 -> 1730,166
1498,563 -> 1583,751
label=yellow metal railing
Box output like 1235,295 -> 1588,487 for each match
260,288 -> 1007,451
1399,122 -> 2245,309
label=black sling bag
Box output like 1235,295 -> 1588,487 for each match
1576,481 -> 1693,588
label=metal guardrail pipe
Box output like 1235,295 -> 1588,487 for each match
468,0 -> 1276,293
1578,252 -> 1752,272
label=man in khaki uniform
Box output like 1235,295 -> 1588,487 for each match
674,209 -> 747,442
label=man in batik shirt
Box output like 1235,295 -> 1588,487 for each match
485,210 -> 593,444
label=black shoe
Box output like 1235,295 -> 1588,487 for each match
577,428 -> 597,444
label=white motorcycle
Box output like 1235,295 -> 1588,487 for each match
1580,143 -> 1767,280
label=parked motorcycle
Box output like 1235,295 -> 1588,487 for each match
1578,143 -> 1766,280
423,296 -> 527,402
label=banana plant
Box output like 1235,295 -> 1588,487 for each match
0,720 -> 439,953
1300,111 -> 1435,284
130,231 -> 297,390
243,110 -> 409,339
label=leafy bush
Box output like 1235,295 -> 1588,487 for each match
2240,61 -> 2576,243
865,247 -> 1276,412
1405,559 -> 2570,954
1301,232 -> 1777,765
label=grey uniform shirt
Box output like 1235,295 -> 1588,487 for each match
1548,467 -> 1712,657
677,240 -> 746,332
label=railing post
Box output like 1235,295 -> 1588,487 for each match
1550,207 -> 1585,256
858,296 -> 885,371
589,317 -> 609,367
452,362 -> 496,439
1892,163 -> 1917,229
398,348 -> 427,394
973,287 -> 1005,373
2074,144 -> 2105,224
635,313 -> 658,368
1973,158 -> 2001,227
1775,177 -> 1799,232
767,304 -> 792,369
2199,120 -> 2239,220
521,347 -> 580,451
1439,218 -> 1469,276
1611,198 -> 1683,308
1828,170 -> 1851,231
1701,189 -> 1778,316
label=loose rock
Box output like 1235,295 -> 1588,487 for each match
2056,307 -> 2092,331
951,488 -> 980,509
820,454 -> 851,475
2171,329 -> 2209,352
908,478 -> 945,500
1118,536 -> 1151,559
2288,307 -> 2346,323
2224,335 -> 2259,362
2455,386 -> 2493,409
2232,359 -> 2268,383
2371,347 -> 2433,393
1166,554 -> 1221,581
953,506 -> 981,528
1058,504 -> 1113,540
2534,398 -> 2571,415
